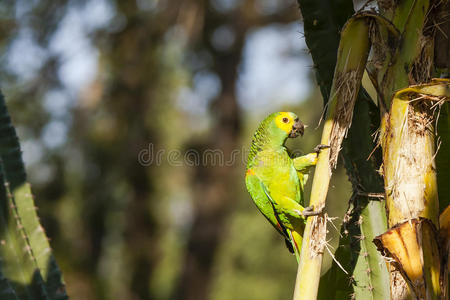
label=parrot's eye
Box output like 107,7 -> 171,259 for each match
282,117 -> 289,123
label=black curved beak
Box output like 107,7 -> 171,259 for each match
289,118 -> 304,138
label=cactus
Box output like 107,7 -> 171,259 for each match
296,0 -> 450,297
297,0 -> 353,106
350,201 -> 389,299
294,2 -> 392,296
375,80 -> 450,299
0,92 -> 67,299
317,94 -> 390,300
437,102 -> 450,213
341,95 -> 390,300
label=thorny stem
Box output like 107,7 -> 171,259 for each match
293,16 -> 371,300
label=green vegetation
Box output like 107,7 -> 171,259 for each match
0,94 -> 67,299
0,0 -> 448,299
296,0 -> 450,298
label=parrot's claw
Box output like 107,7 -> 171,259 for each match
299,205 -> 323,217
314,144 -> 330,153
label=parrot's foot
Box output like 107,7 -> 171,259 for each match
314,144 -> 330,153
304,206 -> 323,216
299,205 -> 323,217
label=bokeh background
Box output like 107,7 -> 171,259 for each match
0,1 -> 355,299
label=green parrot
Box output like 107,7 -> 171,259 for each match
245,111 -> 326,261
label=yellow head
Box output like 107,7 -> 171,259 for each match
273,112 -> 304,138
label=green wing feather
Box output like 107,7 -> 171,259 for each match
245,172 -> 290,240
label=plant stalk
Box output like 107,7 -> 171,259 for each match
293,16 -> 371,299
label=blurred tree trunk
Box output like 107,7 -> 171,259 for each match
72,2 -> 182,299
173,2 -> 299,299
172,7 -> 243,300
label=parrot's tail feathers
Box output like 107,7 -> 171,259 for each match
289,230 -> 303,263
284,238 -> 294,253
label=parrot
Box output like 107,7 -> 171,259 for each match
245,111 -> 327,261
